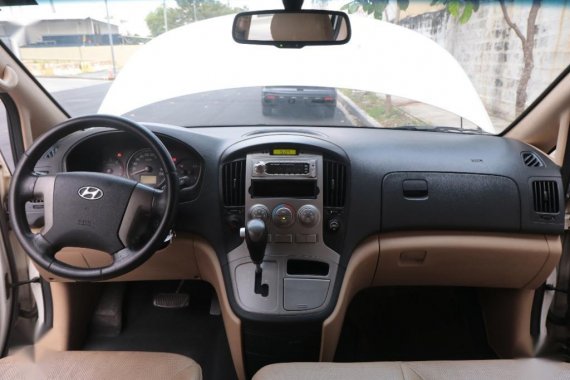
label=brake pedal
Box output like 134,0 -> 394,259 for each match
153,280 -> 189,309
153,293 -> 189,309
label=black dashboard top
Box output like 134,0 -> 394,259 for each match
28,123 -> 564,322
33,124 -> 563,263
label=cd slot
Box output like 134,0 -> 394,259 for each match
250,179 -> 318,198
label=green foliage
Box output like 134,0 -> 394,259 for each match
342,0 -> 479,23
146,0 -> 245,37
342,0 -> 389,19
396,0 -> 409,11
145,7 -> 187,37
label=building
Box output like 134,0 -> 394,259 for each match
0,21 -> 25,52
25,18 -> 121,47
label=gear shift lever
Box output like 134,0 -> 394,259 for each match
241,219 -> 269,297
244,219 -> 267,273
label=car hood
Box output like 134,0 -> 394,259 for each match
99,14 -> 494,132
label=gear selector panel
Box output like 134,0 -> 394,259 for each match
228,151 -> 340,315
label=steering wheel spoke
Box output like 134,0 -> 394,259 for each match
118,183 -> 158,248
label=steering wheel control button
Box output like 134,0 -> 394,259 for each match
249,204 -> 270,222
273,234 -> 293,244
272,204 -> 295,227
297,205 -> 320,227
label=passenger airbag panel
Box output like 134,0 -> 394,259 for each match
382,172 -> 520,232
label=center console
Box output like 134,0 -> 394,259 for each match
227,152 -> 340,315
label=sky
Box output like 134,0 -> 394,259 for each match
0,0 -> 346,36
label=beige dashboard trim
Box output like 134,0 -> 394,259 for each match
192,236 -> 245,380
37,282 -> 100,352
35,232 -> 560,374
0,50 -> 67,146
36,235 -> 245,380
320,235 -> 379,361
38,238 -> 202,282
505,70 -> 570,152
374,232 -> 561,288
479,288 -> 535,358
320,232 -> 561,362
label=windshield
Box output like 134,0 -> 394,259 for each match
0,0 -> 568,134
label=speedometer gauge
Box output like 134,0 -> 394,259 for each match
127,148 -> 165,187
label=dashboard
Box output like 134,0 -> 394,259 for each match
31,124 -> 564,321
29,123 -> 565,377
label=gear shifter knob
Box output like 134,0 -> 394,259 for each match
245,219 -> 267,269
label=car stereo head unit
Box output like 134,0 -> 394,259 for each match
252,159 -> 317,178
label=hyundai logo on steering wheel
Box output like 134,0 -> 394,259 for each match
78,186 -> 104,200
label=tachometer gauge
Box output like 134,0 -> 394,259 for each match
127,148 -> 165,187
176,159 -> 201,188
102,158 -> 124,176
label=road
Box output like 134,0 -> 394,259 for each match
49,83 -> 353,127
45,79 -> 112,116
0,79 -> 355,170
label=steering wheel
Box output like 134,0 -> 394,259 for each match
8,115 -> 178,281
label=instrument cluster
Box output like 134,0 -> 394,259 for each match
66,132 -> 202,190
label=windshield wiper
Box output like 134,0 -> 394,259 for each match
388,125 -> 489,135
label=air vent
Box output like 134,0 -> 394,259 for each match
222,159 -> 246,207
532,180 -> 559,213
323,160 -> 346,207
43,145 -> 58,159
522,152 -> 544,167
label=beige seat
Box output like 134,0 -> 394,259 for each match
253,359 -> 570,380
0,350 -> 202,380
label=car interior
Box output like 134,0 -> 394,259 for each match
0,0 -> 569,379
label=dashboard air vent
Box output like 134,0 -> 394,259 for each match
522,152 -> 544,167
222,159 -> 246,207
323,160 -> 346,207
532,180 -> 559,213
43,145 -> 58,159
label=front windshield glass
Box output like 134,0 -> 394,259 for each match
0,0 -> 568,134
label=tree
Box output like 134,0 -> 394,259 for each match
146,7 -> 187,37
146,0 -> 245,37
341,0 -> 478,23
341,1 -> 479,113
499,0 -> 541,115
342,0 -> 541,116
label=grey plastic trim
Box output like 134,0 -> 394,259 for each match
228,153 -> 340,315
118,184 -> 154,247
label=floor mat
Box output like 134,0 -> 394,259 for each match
334,287 -> 497,362
83,281 -> 237,380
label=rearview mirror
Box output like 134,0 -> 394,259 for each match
233,10 -> 351,48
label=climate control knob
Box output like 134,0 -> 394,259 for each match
272,204 -> 295,228
249,204 -> 270,222
297,205 -> 320,227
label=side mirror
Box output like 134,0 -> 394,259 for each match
233,10 -> 351,48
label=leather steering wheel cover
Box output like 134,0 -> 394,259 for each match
8,114 -> 178,281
